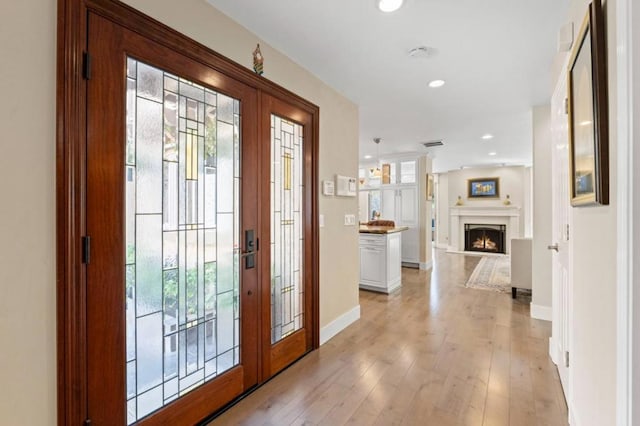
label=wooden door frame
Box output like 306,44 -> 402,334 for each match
56,1 -> 320,424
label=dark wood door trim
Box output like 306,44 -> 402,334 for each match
57,0 -> 319,424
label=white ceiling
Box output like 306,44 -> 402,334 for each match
206,0 -> 569,172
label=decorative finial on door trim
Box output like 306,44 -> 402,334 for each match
253,43 -> 264,75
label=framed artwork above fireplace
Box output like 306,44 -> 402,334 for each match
467,177 -> 500,199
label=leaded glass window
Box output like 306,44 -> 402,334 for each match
270,115 -> 304,344
125,57 -> 241,424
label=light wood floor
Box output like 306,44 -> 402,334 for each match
208,250 -> 568,426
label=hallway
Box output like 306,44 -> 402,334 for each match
209,250 -> 568,425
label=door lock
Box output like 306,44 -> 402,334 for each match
547,244 -> 559,252
242,229 -> 256,269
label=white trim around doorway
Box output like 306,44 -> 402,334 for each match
616,0 -> 636,424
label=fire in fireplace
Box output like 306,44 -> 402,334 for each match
464,224 -> 506,254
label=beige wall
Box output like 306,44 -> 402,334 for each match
531,105 -> 553,310
557,0 -> 618,424
0,0 -> 57,424
418,156 -> 434,266
435,173 -> 450,248
0,0 -> 359,423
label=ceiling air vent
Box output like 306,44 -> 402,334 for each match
408,46 -> 435,58
422,140 -> 444,148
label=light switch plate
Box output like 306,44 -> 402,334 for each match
319,214 -> 325,228
322,181 -> 335,196
344,214 -> 356,226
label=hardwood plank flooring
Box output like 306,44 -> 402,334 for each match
208,250 -> 568,426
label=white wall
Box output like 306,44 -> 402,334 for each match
0,0 -> 360,423
532,105 -> 553,311
0,0 -> 57,424
445,166 -> 529,237
524,166 -> 533,237
555,0 -> 618,424
632,0 -> 640,417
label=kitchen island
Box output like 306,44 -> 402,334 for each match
359,225 -> 408,293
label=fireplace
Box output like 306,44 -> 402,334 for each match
464,224 -> 506,254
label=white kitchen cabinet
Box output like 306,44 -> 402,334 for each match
359,231 -> 403,293
377,187 -> 419,264
358,158 -> 420,265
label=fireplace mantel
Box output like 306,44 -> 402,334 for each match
448,206 -> 521,254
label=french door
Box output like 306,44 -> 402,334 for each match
86,13 -> 259,424
260,95 -> 315,377
78,8 -> 318,425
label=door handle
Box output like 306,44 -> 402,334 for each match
547,244 -> 559,252
243,230 -> 256,269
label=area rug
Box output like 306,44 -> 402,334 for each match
465,256 -> 511,293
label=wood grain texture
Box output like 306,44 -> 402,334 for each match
208,250 -> 568,426
56,0 -> 88,423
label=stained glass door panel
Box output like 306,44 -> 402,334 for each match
124,57 -> 242,423
270,114 -> 304,344
86,14 -> 258,425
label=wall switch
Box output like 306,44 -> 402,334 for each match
344,214 -> 356,226
319,214 -> 325,228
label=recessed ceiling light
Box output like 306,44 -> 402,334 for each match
377,0 -> 404,12
488,152 -> 497,156
481,134 -> 494,140
364,155 -> 373,159
428,80 -> 445,88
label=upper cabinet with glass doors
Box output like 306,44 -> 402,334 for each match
359,159 -> 416,189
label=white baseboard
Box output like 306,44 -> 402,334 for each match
420,260 -> 433,270
530,303 -> 552,321
319,305 -> 361,345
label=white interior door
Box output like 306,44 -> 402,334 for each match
550,72 -> 572,396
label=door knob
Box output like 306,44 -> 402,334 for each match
547,244 -> 559,252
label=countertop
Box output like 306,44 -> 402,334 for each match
359,225 -> 409,234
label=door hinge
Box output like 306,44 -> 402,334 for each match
83,52 -> 92,80
84,419 -> 92,426
566,224 -> 570,241
82,236 -> 91,264
565,351 -> 570,368
564,97 -> 569,115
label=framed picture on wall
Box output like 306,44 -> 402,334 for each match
467,177 -> 499,199
381,163 -> 391,184
567,0 -> 609,206
426,174 -> 434,201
